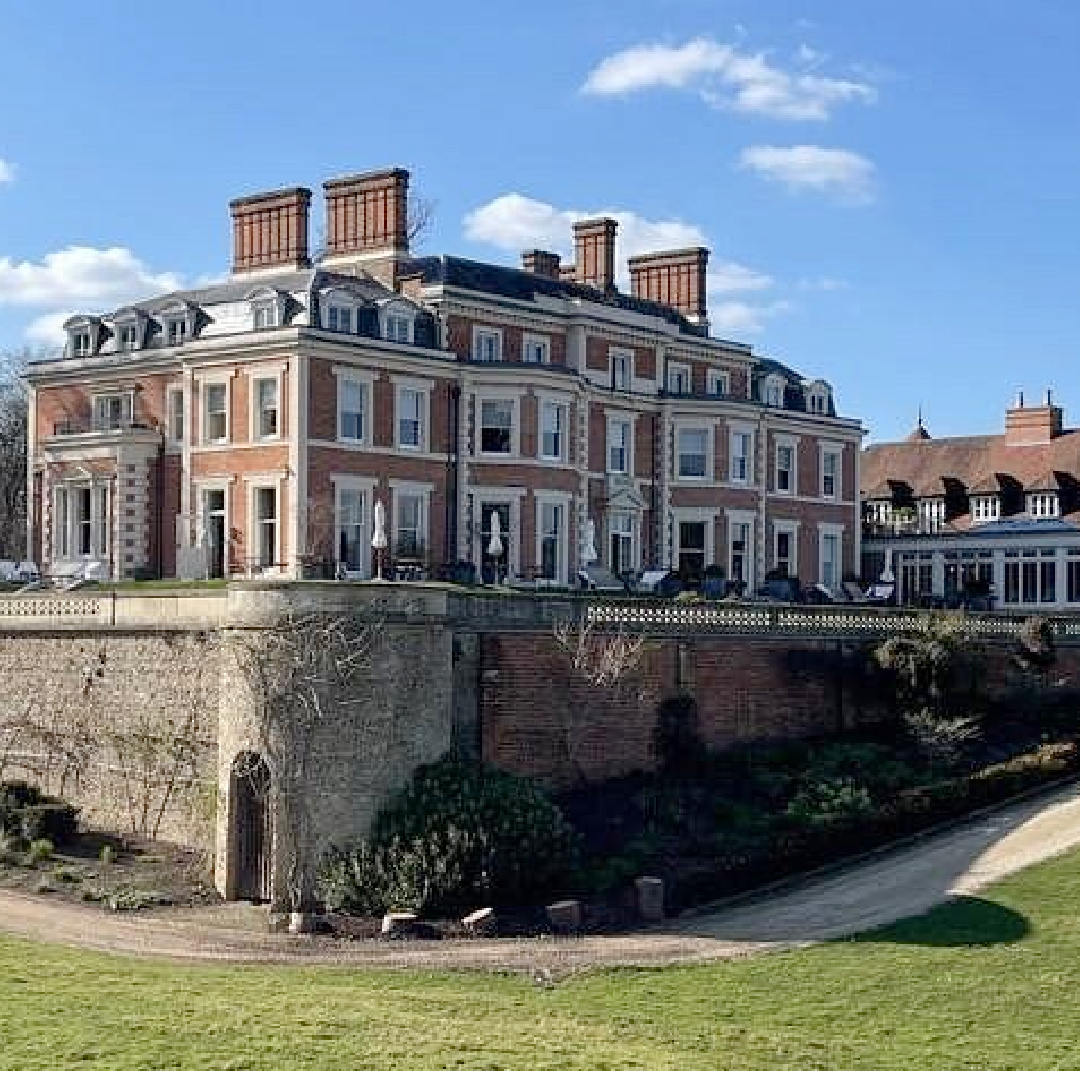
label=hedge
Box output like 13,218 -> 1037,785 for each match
668,740 -> 1079,911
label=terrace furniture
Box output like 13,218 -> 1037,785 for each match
576,566 -> 632,593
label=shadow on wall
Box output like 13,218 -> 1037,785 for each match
855,895 -> 1030,948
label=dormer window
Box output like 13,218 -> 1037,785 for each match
157,301 -> 198,347
253,302 -> 279,330
972,495 -> 1000,522
385,313 -> 411,342
1028,493 -> 1059,518
111,307 -> 147,352
380,303 -> 414,345
72,330 -> 93,358
320,288 -> 364,336
806,380 -> 832,415
248,288 -> 286,331
327,305 -> 352,333
64,316 -> 101,359
118,324 -> 141,351
761,375 -> 785,408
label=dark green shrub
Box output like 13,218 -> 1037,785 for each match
16,800 -> 79,846
23,838 -> 54,867
802,741 -> 918,796
785,780 -> 873,825
0,780 -> 43,829
0,780 -> 42,809
319,757 -> 581,916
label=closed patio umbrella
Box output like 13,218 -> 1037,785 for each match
372,499 -> 388,580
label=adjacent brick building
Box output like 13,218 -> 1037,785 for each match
27,168 -> 863,588
861,394 -> 1080,610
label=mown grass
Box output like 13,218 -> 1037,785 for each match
2,848 -> 1080,1068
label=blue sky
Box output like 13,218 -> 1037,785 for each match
2,0 -> 1079,443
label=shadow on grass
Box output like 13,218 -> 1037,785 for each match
855,896 -> 1030,948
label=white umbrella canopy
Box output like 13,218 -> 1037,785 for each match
487,510 -> 504,558
582,518 -> 598,564
372,500 -> 388,580
880,546 -> 895,583
372,500 -> 388,550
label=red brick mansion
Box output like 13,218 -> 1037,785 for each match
26,168 -> 863,589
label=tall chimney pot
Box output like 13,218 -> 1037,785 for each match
323,168 -> 410,259
628,247 -> 710,325
229,186 -> 312,275
521,250 -> 562,279
572,218 -> 618,292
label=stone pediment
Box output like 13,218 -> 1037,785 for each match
606,474 -> 646,511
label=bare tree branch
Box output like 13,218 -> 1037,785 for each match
232,612 -> 378,912
407,194 -> 436,247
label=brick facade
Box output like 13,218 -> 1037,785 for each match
26,166 -> 861,588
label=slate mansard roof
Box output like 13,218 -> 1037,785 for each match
39,252 -> 843,420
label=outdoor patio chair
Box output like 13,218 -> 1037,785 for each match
866,581 -> 896,605
841,581 -> 872,603
13,561 -> 40,585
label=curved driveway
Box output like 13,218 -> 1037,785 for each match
3,781 -> 1080,975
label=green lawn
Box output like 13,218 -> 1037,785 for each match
3,849 -> 1080,1069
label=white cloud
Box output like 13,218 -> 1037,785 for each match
0,245 -> 184,347
710,261 -> 772,294
463,193 -> 707,288
739,145 -> 876,203
23,310 -> 73,347
464,193 -> 787,333
0,246 -> 182,309
582,37 -> 875,121
711,299 -> 792,336
0,160 -> 13,184
797,275 -> 848,292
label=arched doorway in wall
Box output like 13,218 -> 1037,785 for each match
231,752 -> 272,903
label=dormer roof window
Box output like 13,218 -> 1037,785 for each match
156,300 -> 199,348
63,316 -> 103,359
247,287 -> 286,331
379,300 -> 414,345
111,307 -> 148,352
761,374 -> 786,408
320,288 -> 362,335
805,379 -> 833,415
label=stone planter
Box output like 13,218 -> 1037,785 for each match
634,875 -> 665,922
545,899 -> 582,932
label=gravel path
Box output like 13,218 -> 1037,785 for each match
3,781 -> 1080,976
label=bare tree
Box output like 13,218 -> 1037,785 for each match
0,348 -> 29,559
407,194 -> 436,247
233,612 -> 377,913
549,610 -> 648,783
552,612 -> 647,688
0,636 -> 216,842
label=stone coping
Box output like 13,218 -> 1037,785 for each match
0,581 -> 1075,642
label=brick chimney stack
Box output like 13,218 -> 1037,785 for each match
628,247 -> 709,325
521,250 -> 562,279
322,168 -> 410,285
1005,392 -> 1064,445
573,218 -> 618,292
229,187 -> 312,275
